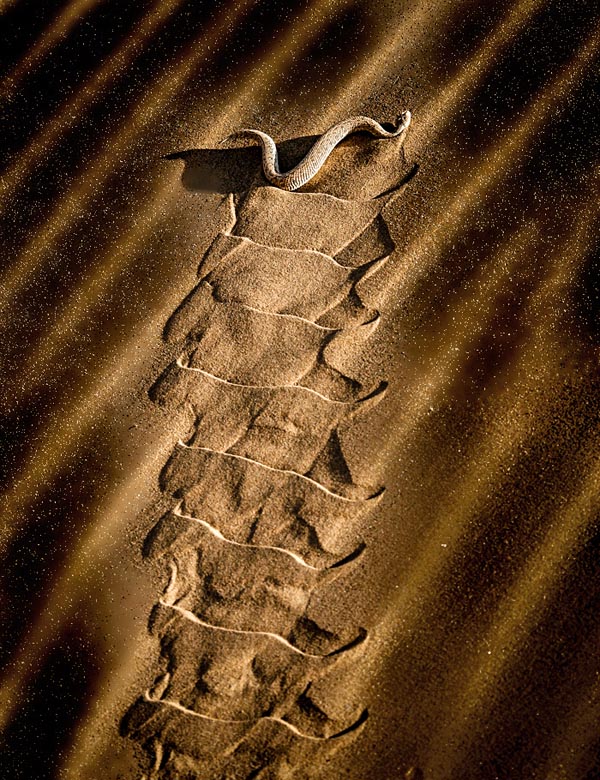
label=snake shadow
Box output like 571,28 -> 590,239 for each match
165,129 -> 416,200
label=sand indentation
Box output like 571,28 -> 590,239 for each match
158,444 -> 381,566
151,362 -> 386,473
165,282 -> 380,402
122,131 -> 406,774
146,517 -> 365,653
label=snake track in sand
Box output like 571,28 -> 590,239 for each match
228,111 -> 411,191
123,121 -> 416,778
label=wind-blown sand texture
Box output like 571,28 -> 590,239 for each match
1,2 -> 599,779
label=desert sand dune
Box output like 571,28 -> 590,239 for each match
0,2 -> 598,779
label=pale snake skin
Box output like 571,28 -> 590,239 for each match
228,111 -> 411,191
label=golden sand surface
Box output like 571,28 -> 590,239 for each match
0,1 -> 598,778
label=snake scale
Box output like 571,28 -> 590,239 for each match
228,110 -> 411,191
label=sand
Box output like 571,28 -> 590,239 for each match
0,1 -> 598,779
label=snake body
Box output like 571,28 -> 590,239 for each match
228,111 -> 411,191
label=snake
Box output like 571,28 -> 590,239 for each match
226,110 -> 411,191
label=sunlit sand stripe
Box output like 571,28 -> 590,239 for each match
0,0 -> 186,207
431,454 -> 600,776
379,21 -> 600,307
0,0 -> 101,100
0,0 -> 258,312
526,170 -> 600,342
